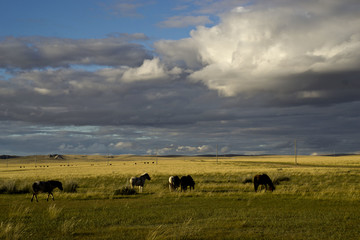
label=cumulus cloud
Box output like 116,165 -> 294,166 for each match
155,0 -> 360,104
121,58 -> 170,82
154,38 -> 204,69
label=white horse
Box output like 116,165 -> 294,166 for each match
130,173 -> 151,193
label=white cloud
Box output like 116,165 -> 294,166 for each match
147,144 -> 215,155
121,58 -> 168,82
34,87 -> 52,95
155,0 -> 360,97
231,6 -> 249,13
197,145 -> 212,153
112,142 -> 134,149
176,146 -> 198,152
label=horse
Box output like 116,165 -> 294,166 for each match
169,176 -> 181,192
31,180 -> 63,202
180,175 -> 195,192
130,173 -> 151,193
254,174 -> 275,192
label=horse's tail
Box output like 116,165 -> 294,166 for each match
253,175 -> 260,192
129,178 -> 134,188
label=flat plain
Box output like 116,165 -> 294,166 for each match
1,155 -> 360,239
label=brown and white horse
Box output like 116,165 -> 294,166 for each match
130,173 -> 151,193
169,176 -> 181,191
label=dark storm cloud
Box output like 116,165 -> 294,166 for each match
0,67 -> 221,126
0,35 -> 151,69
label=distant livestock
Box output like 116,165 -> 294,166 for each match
254,174 -> 275,192
180,175 -> 195,192
130,173 -> 151,193
169,176 -> 181,191
31,180 -> 63,202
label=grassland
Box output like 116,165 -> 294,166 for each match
1,155 -> 360,239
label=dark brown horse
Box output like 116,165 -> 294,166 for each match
180,175 -> 195,192
254,174 -> 275,192
31,180 -> 63,202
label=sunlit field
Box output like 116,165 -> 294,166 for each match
1,155 -> 360,239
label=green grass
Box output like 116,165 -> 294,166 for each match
1,155 -> 360,239
1,191 -> 360,239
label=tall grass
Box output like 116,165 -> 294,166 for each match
0,222 -> 25,240
0,204 -> 31,240
47,204 -> 63,219
0,180 -> 31,194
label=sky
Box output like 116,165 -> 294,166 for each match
1,0 -> 360,156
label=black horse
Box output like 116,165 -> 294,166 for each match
31,180 -> 63,202
254,174 -> 275,192
180,175 -> 195,192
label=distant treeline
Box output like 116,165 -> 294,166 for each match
0,155 -> 18,159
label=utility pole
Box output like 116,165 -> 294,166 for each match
156,149 -> 158,165
216,144 -> 218,164
294,139 -> 298,165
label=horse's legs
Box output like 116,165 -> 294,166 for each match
254,183 -> 259,192
46,192 -> 54,201
31,193 -> 38,202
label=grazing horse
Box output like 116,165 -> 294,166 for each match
31,180 -> 63,202
169,176 -> 181,192
180,175 -> 195,192
130,173 -> 151,193
254,174 -> 275,192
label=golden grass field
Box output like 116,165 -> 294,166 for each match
1,154 -> 360,239
3,154 -> 360,178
